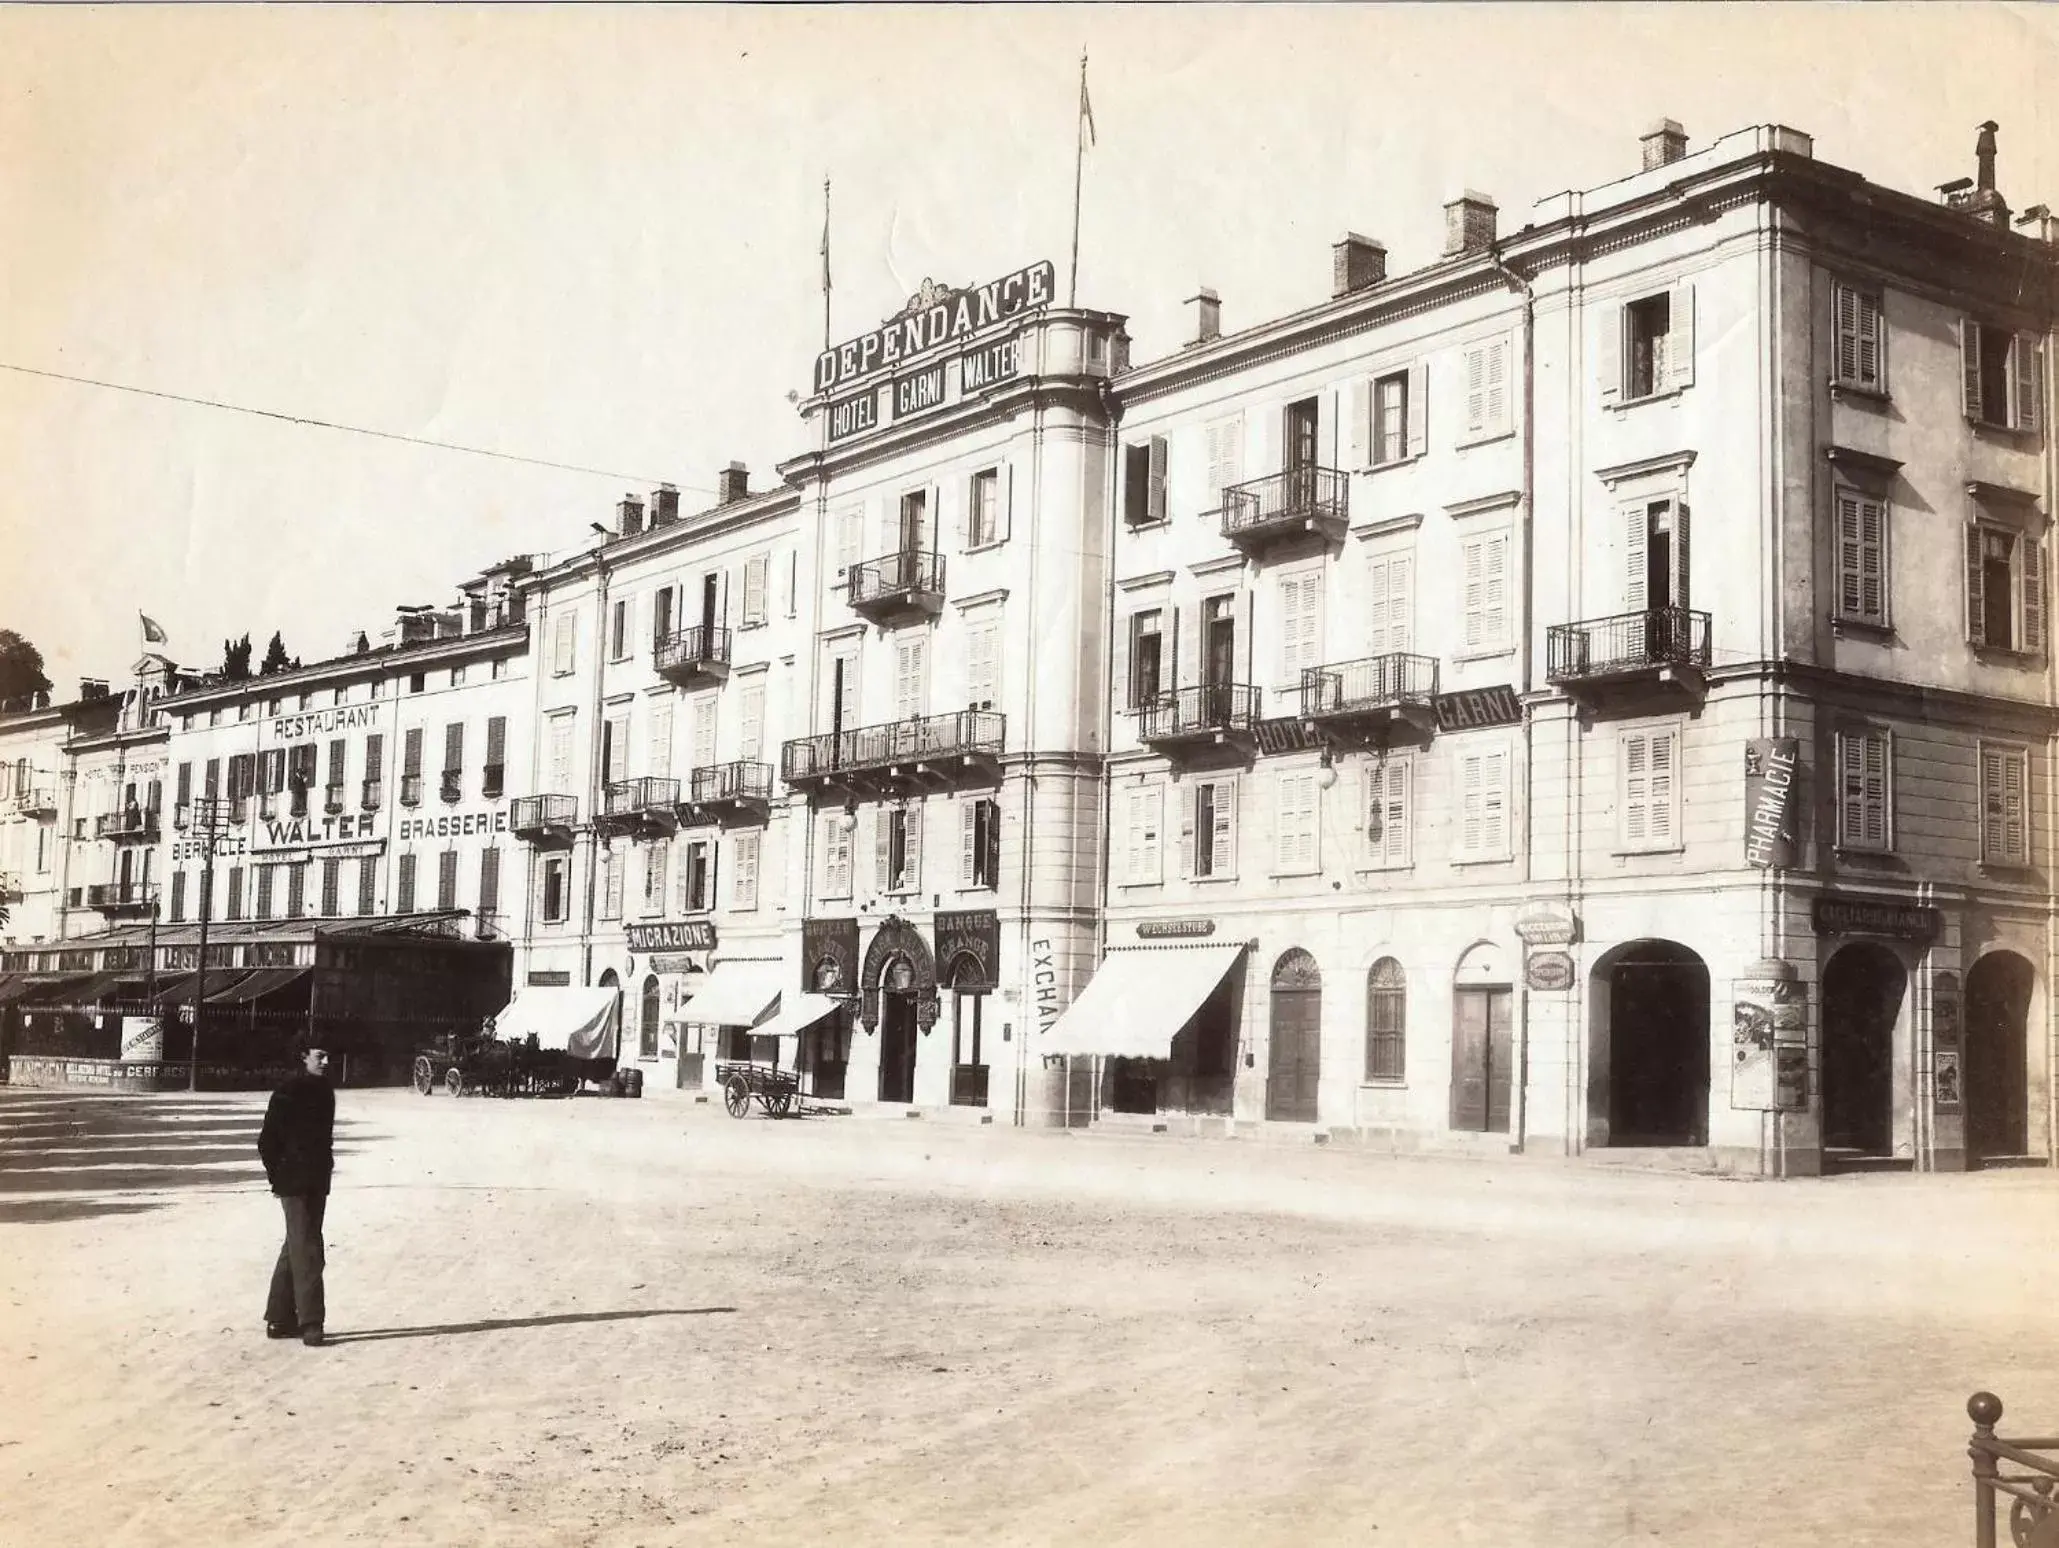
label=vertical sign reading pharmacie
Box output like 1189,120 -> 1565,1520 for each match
1743,737 -> 1800,869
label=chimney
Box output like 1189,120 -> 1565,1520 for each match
651,484 -> 680,526
1332,233 -> 1388,298
717,463 -> 750,505
1186,287 -> 1221,346
617,494 -> 646,536
1443,192 -> 1498,257
1640,119 -> 1688,171
79,678 -> 109,701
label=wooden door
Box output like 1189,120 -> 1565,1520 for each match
1266,959 -> 1321,1123
1451,988 -> 1512,1133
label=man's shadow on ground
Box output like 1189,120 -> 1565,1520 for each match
323,1306 -> 736,1345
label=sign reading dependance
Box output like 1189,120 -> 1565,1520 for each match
814,262 -> 1056,395
1743,737 -> 1800,869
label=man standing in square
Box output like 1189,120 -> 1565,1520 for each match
258,1040 -> 335,1346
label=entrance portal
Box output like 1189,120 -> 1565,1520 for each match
1821,943 -> 1904,1156
877,987 -> 917,1103
1603,942 -> 1710,1146
1265,949 -> 1321,1123
1965,951 -> 2033,1163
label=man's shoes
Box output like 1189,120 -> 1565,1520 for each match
301,1326 -> 326,1347
266,1323 -> 297,1340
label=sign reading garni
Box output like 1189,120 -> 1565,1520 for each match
814,262 -> 1056,395
1743,737 -> 1801,869
626,920 -> 716,953
1811,896 -> 1943,942
1434,685 -> 1523,732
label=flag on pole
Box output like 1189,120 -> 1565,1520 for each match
1078,53 -> 1096,150
820,176 -> 832,352
139,612 -> 168,645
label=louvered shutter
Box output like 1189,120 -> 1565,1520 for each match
903,803 -> 922,891
1463,542 -> 1487,651
1176,604 -> 1199,695
1211,778 -> 1237,876
894,634 -> 927,720
2002,751 -> 2027,863
1622,733 -> 1649,844
1962,320 -> 1984,422
1835,285 -> 1859,384
1484,533 -> 1508,645
871,808 -> 890,894
1146,436 -> 1169,523
1856,291 -> 1881,388
967,621 -> 999,711
739,683 -> 766,763
2016,335 -> 2043,435
1672,501 -> 1691,611
1481,750 -> 1507,855
1465,344 -> 1488,435
1837,492 -> 1863,616
1597,305 -> 1623,403
1485,337 -> 1509,435
961,799 -> 979,886
1000,462 -> 1014,543
1966,525 -> 1988,645
648,698 -> 673,780
1648,732 -> 1676,844
1347,380 -> 1371,467
1179,783 -> 1200,877
1624,503 -> 1649,613
1859,499 -> 1885,622
743,555 -> 768,625
1406,362 -> 1429,458
2023,534 -> 2045,655
1666,283 -> 1695,390
1111,611 -> 1133,717
1862,735 -> 1888,848
1384,760 -> 1410,866
691,695 -> 717,769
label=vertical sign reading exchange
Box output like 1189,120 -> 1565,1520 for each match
1743,737 -> 1800,869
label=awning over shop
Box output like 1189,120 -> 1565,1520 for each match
151,968 -> 252,1005
0,974 -> 93,1007
206,967 -> 312,1006
745,992 -> 844,1050
40,971 -> 152,1007
1040,942 -> 1248,1059
680,960 -> 785,1029
491,987 -> 620,1061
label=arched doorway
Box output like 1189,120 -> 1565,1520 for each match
946,952 -> 989,1109
1596,941 -> 1710,1147
1821,943 -> 1905,1157
877,953 -> 919,1103
1966,951 -> 2033,1163
1453,941 -> 1514,1134
639,974 -> 661,1061
1266,949 -> 1322,1123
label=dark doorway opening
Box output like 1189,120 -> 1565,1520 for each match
1605,942 -> 1710,1146
1821,943 -> 1904,1157
1965,951 -> 2033,1163
1452,986 -> 1513,1133
877,989 -> 917,1103
1265,949 -> 1321,1123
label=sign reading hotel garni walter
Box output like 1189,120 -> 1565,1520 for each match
1743,737 -> 1801,869
814,261 -> 1056,395
626,920 -> 716,953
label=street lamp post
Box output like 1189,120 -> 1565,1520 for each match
185,796 -> 227,1093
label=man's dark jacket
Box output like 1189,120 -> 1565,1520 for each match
257,1072 -> 335,1196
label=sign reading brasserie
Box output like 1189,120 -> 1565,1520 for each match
397,809 -> 509,843
815,262 -> 1056,395
626,920 -> 716,953
1743,737 -> 1801,869
1811,896 -> 1942,942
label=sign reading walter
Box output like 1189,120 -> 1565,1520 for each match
627,921 -> 716,953
814,262 -> 1056,395
935,909 -> 1001,990
252,812 -> 381,851
1743,737 -> 1800,869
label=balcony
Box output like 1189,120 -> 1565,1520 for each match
1299,653 -> 1439,736
229,796 -> 251,825
440,770 -> 463,804
598,776 -> 680,837
288,786 -> 310,818
782,710 -> 1004,799
95,807 -> 161,842
655,625 -> 733,687
1547,607 -> 1711,697
399,775 -> 423,808
0,871 -> 22,905
680,760 -> 774,826
1138,684 -> 1262,755
1220,466 -> 1348,555
361,779 -> 384,812
87,881 -> 157,916
482,763 -> 505,800
13,786 -> 55,818
323,782 -> 346,815
510,794 -> 577,845
848,549 -> 945,625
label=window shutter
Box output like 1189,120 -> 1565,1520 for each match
894,634 -> 927,720
2023,533 -> 2045,656
1176,604 -> 1199,692
1962,320 -> 1984,422
1482,749 -> 1507,854
1146,436 -> 1169,522
1485,337 -> 1510,435
872,808 -> 891,893
904,802 -> 922,890
2015,335 -> 2043,435
692,695 -> 717,768
1179,784 -> 1199,877
1836,492 -> 1863,617
1624,503 -> 1649,613
2003,751 -> 2027,863
1834,284 -> 1859,384
960,800 -> 979,886
1000,462 -> 1014,543
949,475 -> 968,551
1966,525 -> 1988,646
1666,283 -> 1695,390
1111,612 -> 1133,717
1862,734 -> 1888,848
1859,498 -> 1885,622
1464,344 -> 1488,436
1622,732 -> 1649,844
1384,760 -> 1411,865
648,698 -> 673,780
967,621 -> 999,710
1211,778 -> 1237,875
739,684 -> 766,762
1347,379 -> 1370,466
743,555 -> 769,624
1484,533 -> 1508,645
1597,304 -> 1623,403
1463,541 -> 1486,651
1672,500 -> 1692,611
1405,361 -> 1429,458
1648,731 -> 1676,843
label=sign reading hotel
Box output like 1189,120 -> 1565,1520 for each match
814,261 -> 1055,395
1743,737 -> 1800,869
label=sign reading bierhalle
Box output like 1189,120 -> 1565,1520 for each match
814,262 -> 1055,395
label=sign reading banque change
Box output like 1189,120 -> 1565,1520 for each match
814,261 -> 1055,395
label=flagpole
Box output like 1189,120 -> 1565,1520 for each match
1068,48 -> 1087,308
821,175 -> 833,352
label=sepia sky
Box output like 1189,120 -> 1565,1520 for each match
1,4 -> 2053,689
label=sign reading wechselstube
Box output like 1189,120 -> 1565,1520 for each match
814,262 -> 1055,395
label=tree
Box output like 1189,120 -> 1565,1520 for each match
221,634 -> 253,681
0,630 -> 52,704
259,631 -> 292,677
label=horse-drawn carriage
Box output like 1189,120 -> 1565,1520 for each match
413,987 -> 620,1100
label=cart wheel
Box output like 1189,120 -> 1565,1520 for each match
413,1056 -> 435,1096
769,1091 -> 794,1118
723,1075 -> 752,1119
444,1066 -> 464,1098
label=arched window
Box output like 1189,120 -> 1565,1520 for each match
639,974 -> 661,1060
1365,958 -> 1406,1081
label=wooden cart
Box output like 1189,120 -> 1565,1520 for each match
715,1058 -> 801,1118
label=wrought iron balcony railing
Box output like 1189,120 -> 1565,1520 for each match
1299,652 -> 1439,723
323,782 -> 346,815
655,625 -> 733,684
13,786 -> 56,818
1220,466 -> 1349,550
600,777 -> 680,833
481,763 -> 505,799
782,709 -> 1004,793
1967,1392 -> 2059,1548
1546,607 -> 1712,685
95,808 -> 160,841
848,549 -> 946,620
439,770 -> 463,804
682,760 -> 774,822
1138,684 -> 1262,747
87,881 -> 156,913
510,793 -> 577,841
399,775 -> 423,808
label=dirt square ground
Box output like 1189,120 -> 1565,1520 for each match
1,1085 -> 2054,1548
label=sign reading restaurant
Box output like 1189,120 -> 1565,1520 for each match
814,261 -> 1055,395
271,702 -> 381,743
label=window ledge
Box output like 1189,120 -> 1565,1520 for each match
1115,880 -> 1164,891
1968,417 -> 2041,441
1604,386 -> 1686,413
1358,1080 -> 1408,1091
1829,380 -> 1890,406
1973,645 -> 2046,667
1355,862 -> 1413,875
1268,869 -> 1321,881
1122,517 -> 1172,535
737,620 -> 768,632
1451,852 -> 1513,867
1978,860 -> 2036,878
1612,844 -> 1685,859
962,540 -> 1009,556
955,885 -> 997,896
1450,645 -> 1516,664
1831,844 -> 1897,861
1454,427 -> 1517,451
1831,616 -> 1896,641
1363,452 -> 1424,476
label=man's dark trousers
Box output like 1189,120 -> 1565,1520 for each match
264,1193 -> 326,1332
